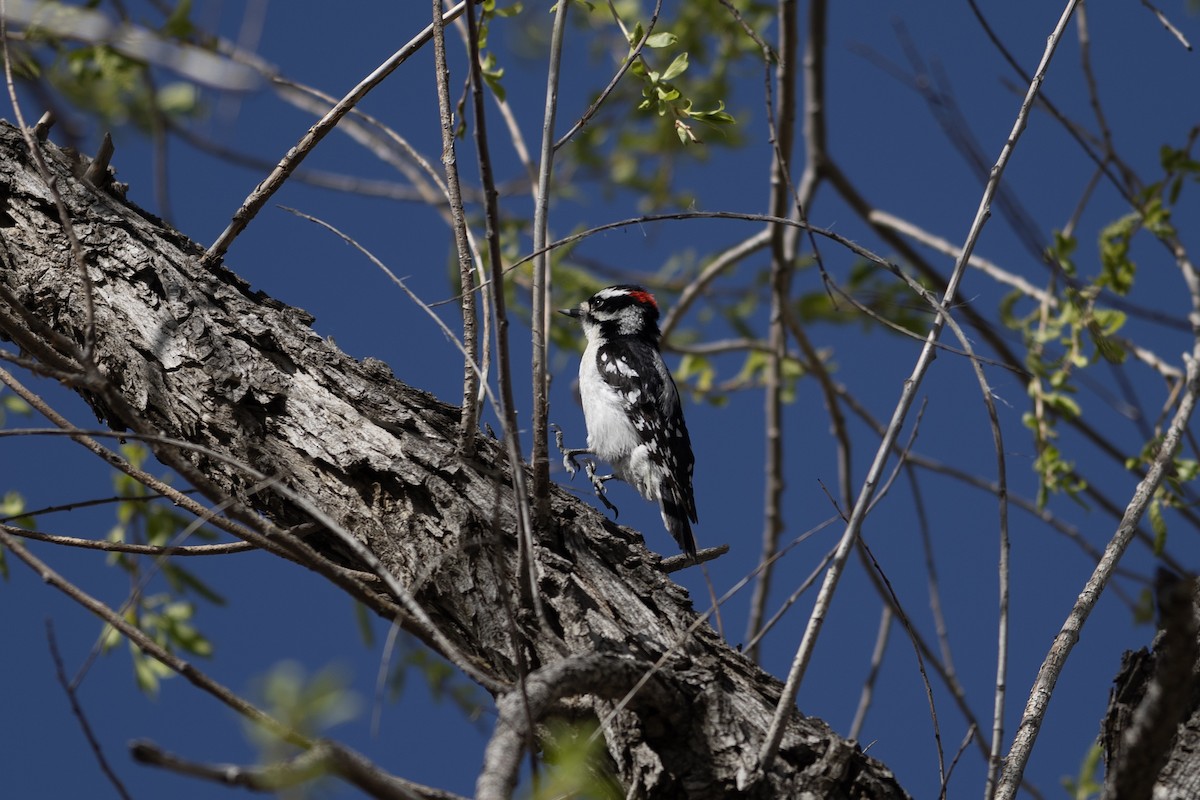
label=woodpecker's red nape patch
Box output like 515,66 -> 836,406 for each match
629,290 -> 657,308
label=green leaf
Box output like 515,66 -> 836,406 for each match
1174,458 -> 1199,483
156,82 -> 198,115
1097,212 -> 1139,295
163,563 -> 226,605
1,491 -> 36,529
162,0 -> 195,38
1090,308 -> 1126,335
536,719 -> 624,799
489,1 -> 524,17
1047,230 -> 1077,276
480,51 -> 506,102
1062,740 -> 1103,800
2,392 -> 32,418
354,602 -> 375,647
656,85 -> 681,103
644,32 -> 678,48
1149,497 -> 1167,554
248,661 -> 362,755
1132,587 -> 1155,624
686,100 -> 735,125
677,353 -> 714,393
660,52 -> 689,82
1044,392 -> 1081,419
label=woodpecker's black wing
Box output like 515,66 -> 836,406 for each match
595,339 -> 698,556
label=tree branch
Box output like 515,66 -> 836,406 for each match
0,120 -> 907,799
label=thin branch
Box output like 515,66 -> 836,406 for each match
1,532 -> 307,746
869,210 -> 1052,306
131,739 -> 466,800
848,605 -> 892,740
1137,0 -> 1192,50
2,489 -> 193,521
859,536 -> 947,787
3,524 -> 252,555
459,2 -> 546,787
907,466 -> 957,678
942,725 -> 979,800
753,1 -> 1082,781
658,229 -> 772,341
996,339 -> 1200,798
529,0 -> 569,514
201,2 -> 467,267
46,621 -> 134,800
747,0 -> 802,660
870,212 -> 1016,800
553,0 -> 664,150
1075,5 -> 1117,164
742,545 -> 836,655
5,423 -> 508,695
431,0 -> 482,456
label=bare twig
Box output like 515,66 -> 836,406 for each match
869,210 -> 1052,305
849,606 -> 893,741
431,0 -> 481,457
553,0 -> 664,150
859,537 -> 947,786
742,545 -> 836,655
753,1 -> 1082,782
3,524 -> 252,555
131,739 -> 465,800
1,532 -> 307,745
4,423 -> 507,695
658,230 -> 772,340
996,340 -> 1200,798
941,724 -> 978,800
46,621 -> 134,800
529,0 -> 570,515
1138,0 -> 1192,50
201,2 -> 467,267
746,0 -> 803,662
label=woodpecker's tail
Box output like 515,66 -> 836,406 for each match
660,492 -> 698,561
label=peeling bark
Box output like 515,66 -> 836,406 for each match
0,121 -> 907,798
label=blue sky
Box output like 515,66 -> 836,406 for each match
4,2 -> 1200,798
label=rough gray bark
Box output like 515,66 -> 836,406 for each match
1101,573 -> 1200,800
0,120 -> 908,798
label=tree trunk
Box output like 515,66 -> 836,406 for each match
0,121 -> 908,798
1100,573 -> 1200,800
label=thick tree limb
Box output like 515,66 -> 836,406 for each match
0,121 -> 906,798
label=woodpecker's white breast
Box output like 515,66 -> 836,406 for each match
578,341 -> 642,462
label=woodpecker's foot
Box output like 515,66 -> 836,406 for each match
551,423 -> 591,478
583,460 -> 619,517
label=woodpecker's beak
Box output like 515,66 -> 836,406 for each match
559,306 -> 583,318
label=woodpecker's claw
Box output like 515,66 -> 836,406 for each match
551,423 -> 587,478
583,461 -> 619,517
552,423 -> 619,517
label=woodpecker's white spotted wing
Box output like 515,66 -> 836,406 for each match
595,339 -> 698,557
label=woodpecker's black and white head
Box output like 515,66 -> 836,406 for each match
559,285 -> 699,561
560,285 -> 662,344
